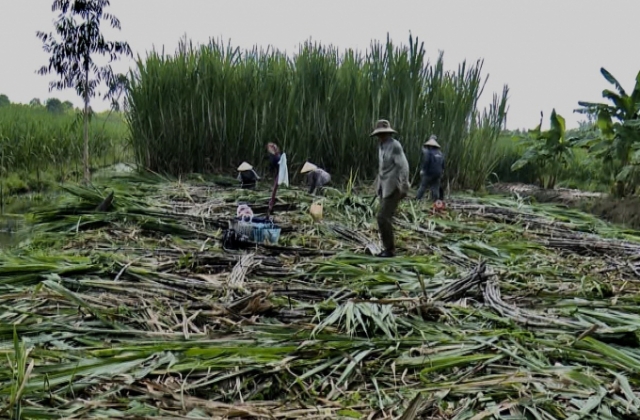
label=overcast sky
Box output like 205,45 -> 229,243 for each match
1,0 -> 639,129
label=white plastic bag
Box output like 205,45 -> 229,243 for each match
236,204 -> 254,219
277,153 -> 289,186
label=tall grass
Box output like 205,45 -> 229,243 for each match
0,104 -> 129,183
128,36 -> 508,189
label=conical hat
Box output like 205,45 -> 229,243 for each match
300,162 -> 318,174
237,162 -> 253,171
370,119 -> 397,137
424,137 -> 441,148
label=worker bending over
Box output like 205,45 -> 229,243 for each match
237,162 -> 260,189
300,162 -> 331,195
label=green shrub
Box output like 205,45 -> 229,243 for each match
493,132 -> 609,191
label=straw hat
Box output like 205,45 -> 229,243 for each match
424,135 -> 441,148
300,162 -> 318,174
237,162 -> 253,171
370,119 -> 397,137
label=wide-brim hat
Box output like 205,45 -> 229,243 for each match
424,137 -> 441,148
237,162 -> 253,171
370,119 -> 397,137
300,162 -> 318,174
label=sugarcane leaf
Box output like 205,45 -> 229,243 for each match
565,387 -> 606,420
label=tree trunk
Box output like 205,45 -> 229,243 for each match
83,72 -> 90,184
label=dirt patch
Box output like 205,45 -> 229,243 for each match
583,197 -> 640,230
487,182 -> 640,229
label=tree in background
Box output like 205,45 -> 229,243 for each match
62,101 -> 74,112
511,110 -> 577,189
0,94 -> 9,107
575,68 -> 640,197
45,98 -> 65,114
29,98 -> 43,107
36,0 -> 132,183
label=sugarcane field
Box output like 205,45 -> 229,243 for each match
2,1 -> 640,419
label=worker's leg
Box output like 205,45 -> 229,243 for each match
416,174 -> 428,200
429,177 -> 441,202
377,190 -> 401,254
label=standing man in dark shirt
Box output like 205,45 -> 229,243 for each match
416,135 -> 445,201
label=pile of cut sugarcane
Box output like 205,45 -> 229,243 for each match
2,173 -> 640,419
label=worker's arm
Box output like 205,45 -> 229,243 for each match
393,143 -> 409,173
392,143 -> 410,197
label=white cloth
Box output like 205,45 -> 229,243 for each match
237,204 -> 254,218
277,153 -> 289,186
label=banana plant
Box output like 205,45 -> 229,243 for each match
511,109 -> 577,189
575,68 -> 640,197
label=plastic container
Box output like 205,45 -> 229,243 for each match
252,226 -> 265,243
232,216 -> 256,238
230,216 -> 281,244
263,227 -> 282,244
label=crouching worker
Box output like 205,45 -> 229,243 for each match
237,162 -> 260,189
300,162 -> 331,195
416,135 -> 445,201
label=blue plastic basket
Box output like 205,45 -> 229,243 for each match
252,226 -> 265,243
252,224 -> 281,244
231,218 -> 255,238
263,227 -> 282,244
231,217 -> 281,244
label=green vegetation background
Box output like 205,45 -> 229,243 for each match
0,37 -> 621,199
0,99 -> 605,197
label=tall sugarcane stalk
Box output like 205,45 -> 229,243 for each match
127,36 -> 508,190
